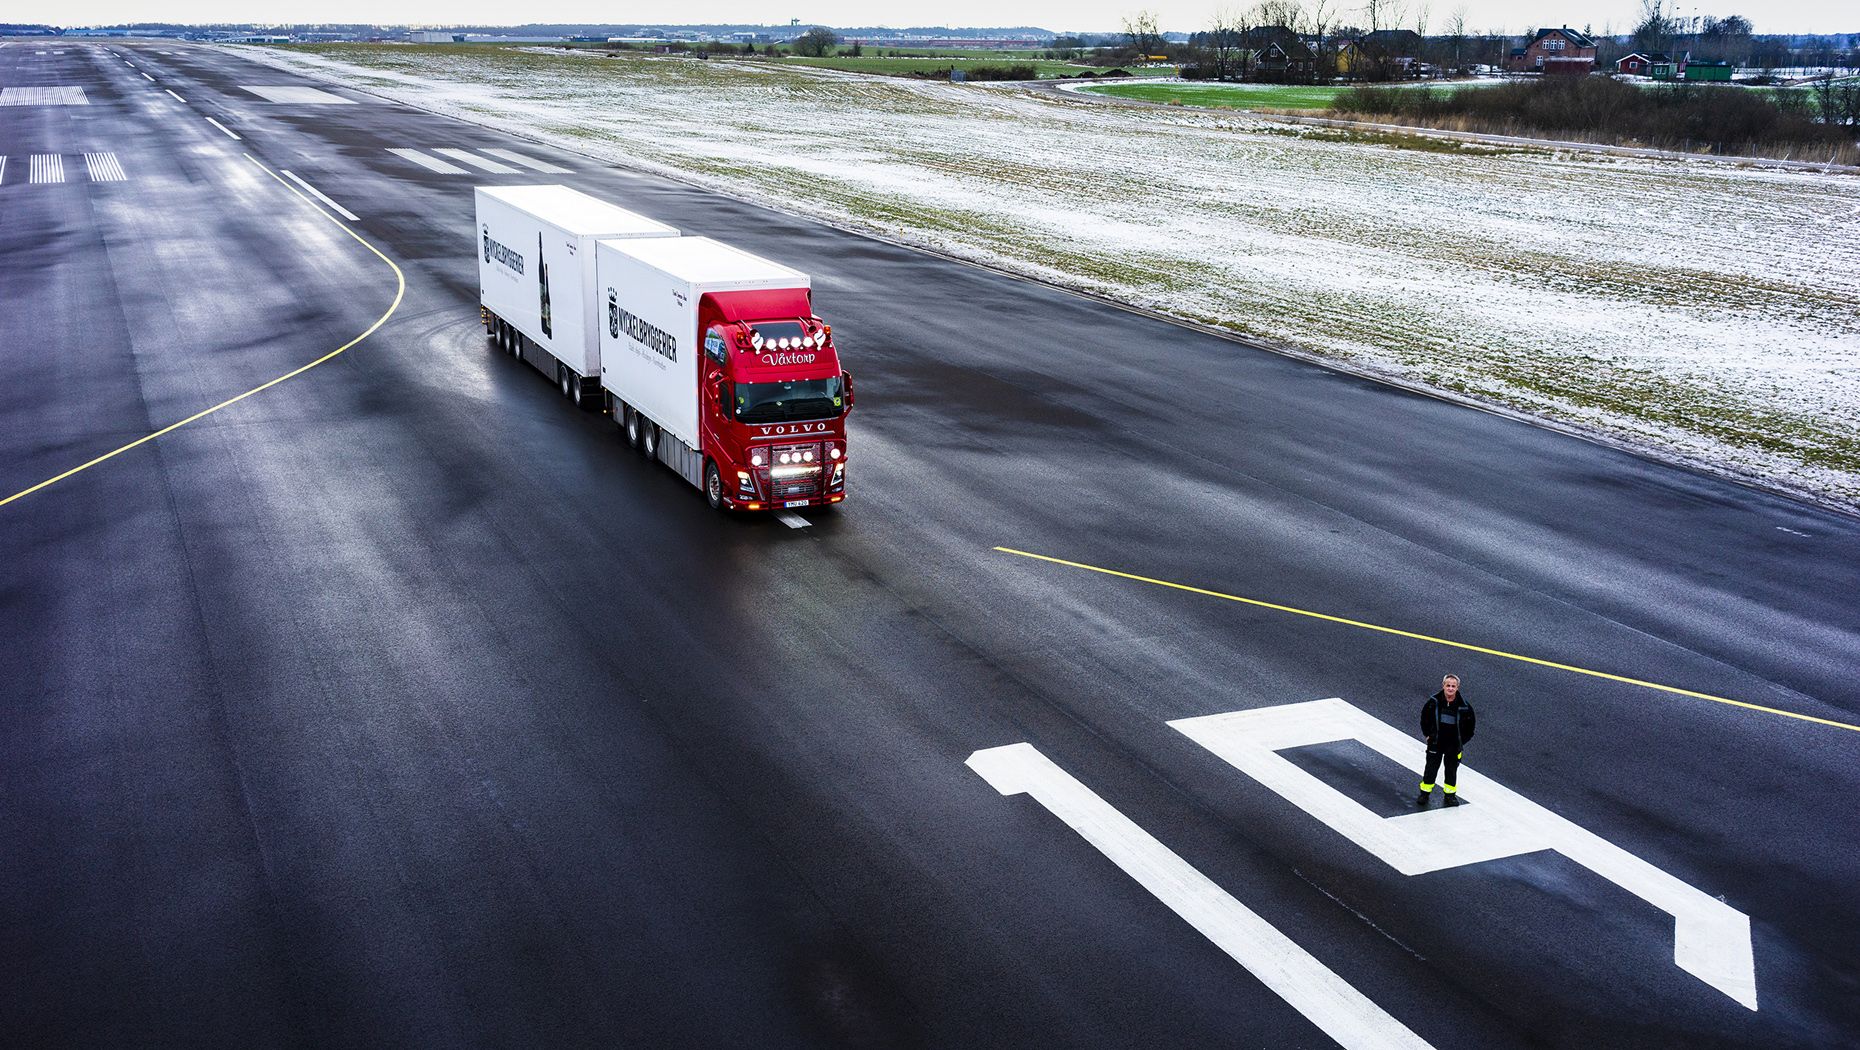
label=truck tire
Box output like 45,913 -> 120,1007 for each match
624,405 -> 642,450
642,422 -> 659,461
559,365 -> 573,399
705,462 -> 723,511
495,320 -> 508,352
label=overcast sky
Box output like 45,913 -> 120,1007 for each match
29,0 -> 1853,37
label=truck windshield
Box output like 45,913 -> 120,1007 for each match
734,377 -> 843,423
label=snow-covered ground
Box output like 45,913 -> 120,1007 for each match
249,45 -> 1860,507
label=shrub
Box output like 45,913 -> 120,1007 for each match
1330,76 -> 1853,160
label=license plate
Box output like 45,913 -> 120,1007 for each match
784,500 -> 810,508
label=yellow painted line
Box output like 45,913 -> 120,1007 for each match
0,154 -> 405,510
994,546 -> 1860,735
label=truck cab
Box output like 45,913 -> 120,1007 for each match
698,290 -> 853,511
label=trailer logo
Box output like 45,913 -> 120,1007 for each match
482,226 -> 525,275
608,288 -> 676,362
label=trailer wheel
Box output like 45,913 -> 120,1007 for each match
558,366 -> 573,399
495,320 -> 507,352
624,406 -> 642,450
704,462 -> 723,511
642,422 -> 659,461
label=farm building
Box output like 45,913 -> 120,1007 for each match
1508,26 -> 1597,74
1685,59 -> 1734,81
1616,51 -> 1675,76
1338,29 -> 1425,78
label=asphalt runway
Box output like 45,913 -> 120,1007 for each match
2,39 -> 1857,1049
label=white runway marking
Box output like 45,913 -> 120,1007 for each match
775,512 -> 810,529
83,152 -> 126,182
386,148 -> 469,174
1171,698 -> 1759,1010
281,169 -> 360,221
434,147 -> 520,174
240,84 -> 355,104
0,86 -> 89,106
968,743 -> 1437,1050
29,154 -> 64,184
205,117 -> 241,140
141,72 -> 153,81
481,147 -> 572,173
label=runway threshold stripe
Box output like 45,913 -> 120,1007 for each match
281,169 -> 359,221
29,154 -> 63,183
205,117 -> 241,140
433,147 -> 520,174
993,547 -> 1860,735
387,148 -> 469,174
0,154 -> 406,511
84,152 -> 126,182
481,147 -> 571,173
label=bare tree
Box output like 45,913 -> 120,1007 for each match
1445,5 -> 1468,72
1204,7 -> 1249,80
1256,0 -> 1308,31
1122,9 -> 1163,56
792,27 -> 839,57
1362,0 -> 1408,34
1309,0 -> 1337,78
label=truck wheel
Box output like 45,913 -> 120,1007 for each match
624,406 -> 641,449
559,366 -> 573,399
642,423 -> 659,461
495,320 -> 507,352
705,463 -> 723,510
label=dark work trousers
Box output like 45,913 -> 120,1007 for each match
1421,748 -> 1461,790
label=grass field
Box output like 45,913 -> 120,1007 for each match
1082,82 -> 1351,110
1080,80 -> 1508,111
777,54 -> 1149,79
252,44 -> 1860,506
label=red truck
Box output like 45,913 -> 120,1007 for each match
597,236 -> 853,512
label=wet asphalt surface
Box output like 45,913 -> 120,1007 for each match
2,39 -> 1858,1049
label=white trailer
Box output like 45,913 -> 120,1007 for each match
475,185 -> 677,405
596,236 -> 812,488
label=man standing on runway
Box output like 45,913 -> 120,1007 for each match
1418,674 -> 1476,806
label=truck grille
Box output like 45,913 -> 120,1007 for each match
763,442 -> 823,500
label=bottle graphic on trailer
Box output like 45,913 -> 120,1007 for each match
537,232 -> 553,339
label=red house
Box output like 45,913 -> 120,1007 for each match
1616,51 -> 1676,76
1509,25 -> 1598,74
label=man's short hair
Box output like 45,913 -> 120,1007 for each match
1442,674 -> 1461,684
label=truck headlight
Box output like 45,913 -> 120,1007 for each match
750,451 -> 764,467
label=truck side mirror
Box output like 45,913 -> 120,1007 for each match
842,371 -> 854,412
717,380 -> 733,419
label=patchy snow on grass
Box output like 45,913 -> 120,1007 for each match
249,44 -> 1860,507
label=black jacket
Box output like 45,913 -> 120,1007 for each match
1420,691 -> 1475,752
